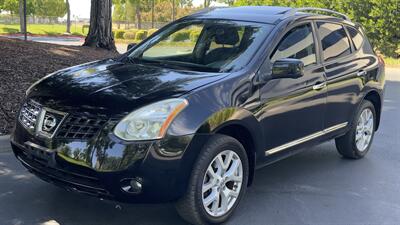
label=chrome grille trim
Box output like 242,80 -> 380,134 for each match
18,100 -> 42,133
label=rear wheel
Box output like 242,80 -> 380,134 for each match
176,134 -> 249,225
335,100 -> 376,159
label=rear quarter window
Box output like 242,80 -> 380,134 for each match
346,26 -> 364,50
317,22 -> 351,62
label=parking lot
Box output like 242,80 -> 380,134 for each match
0,68 -> 399,225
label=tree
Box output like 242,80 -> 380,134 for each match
135,0 -> 141,29
234,0 -> 399,57
83,0 -> 116,50
217,0 -> 234,5
203,0 -> 211,7
66,0 -> 71,33
0,0 -> 5,10
113,0 -> 126,29
19,0 -> 25,34
2,0 -> 19,14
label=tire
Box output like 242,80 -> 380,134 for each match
335,100 -> 376,159
175,134 -> 249,225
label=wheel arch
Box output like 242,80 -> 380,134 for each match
214,123 -> 257,186
363,90 -> 382,130
198,108 -> 264,187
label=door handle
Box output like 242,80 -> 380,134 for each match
357,70 -> 367,77
313,82 -> 326,91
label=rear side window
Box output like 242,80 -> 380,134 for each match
271,24 -> 317,67
346,26 -> 364,50
317,22 -> 351,61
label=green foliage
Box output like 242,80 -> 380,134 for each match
1,0 -> 65,17
234,0 -> 399,57
114,30 -> 126,39
190,30 -> 201,42
34,0 -> 67,17
2,0 -> 18,14
147,28 -> 158,37
123,29 -> 138,40
113,0 -> 126,21
135,30 -> 147,40
171,30 -> 191,42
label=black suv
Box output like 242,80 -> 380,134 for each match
11,6 -> 385,225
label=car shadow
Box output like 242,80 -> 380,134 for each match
0,141 -> 374,225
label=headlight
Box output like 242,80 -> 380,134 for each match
114,98 -> 188,141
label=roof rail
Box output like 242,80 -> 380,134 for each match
284,7 -> 351,21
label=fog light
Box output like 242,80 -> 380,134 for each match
120,178 -> 143,194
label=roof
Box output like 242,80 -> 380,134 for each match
187,6 -> 349,25
187,6 -> 292,24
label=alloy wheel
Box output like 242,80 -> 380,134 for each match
201,150 -> 243,217
355,108 -> 374,152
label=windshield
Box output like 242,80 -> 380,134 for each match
127,20 -> 273,72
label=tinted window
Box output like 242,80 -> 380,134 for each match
271,24 -> 317,66
346,26 -> 364,50
128,20 -> 273,73
317,22 -> 351,61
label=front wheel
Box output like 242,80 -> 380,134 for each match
176,134 -> 249,225
335,100 -> 376,159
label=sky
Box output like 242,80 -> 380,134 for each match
69,0 -> 226,19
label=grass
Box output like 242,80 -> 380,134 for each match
0,24 -> 88,36
383,57 -> 400,67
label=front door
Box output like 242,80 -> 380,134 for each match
257,22 -> 327,156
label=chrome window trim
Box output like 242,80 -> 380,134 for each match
265,122 -> 348,156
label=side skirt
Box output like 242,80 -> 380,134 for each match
265,122 -> 348,156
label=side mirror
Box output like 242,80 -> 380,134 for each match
272,59 -> 304,79
127,43 -> 137,51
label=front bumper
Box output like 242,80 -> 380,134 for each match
11,123 -> 210,203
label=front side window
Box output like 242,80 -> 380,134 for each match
317,22 -> 351,61
128,20 -> 273,72
346,26 -> 364,50
271,24 -> 317,67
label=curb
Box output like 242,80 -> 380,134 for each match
0,135 -> 11,153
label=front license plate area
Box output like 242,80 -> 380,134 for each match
24,142 -> 56,166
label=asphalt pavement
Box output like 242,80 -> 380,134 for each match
0,68 -> 399,225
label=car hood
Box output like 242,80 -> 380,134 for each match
28,59 -> 227,116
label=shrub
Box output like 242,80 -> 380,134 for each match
123,31 -> 137,40
114,30 -> 125,39
190,30 -> 201,42
135,30 -> 148,40
171,30 -> 191,42
147,28 -> 158,37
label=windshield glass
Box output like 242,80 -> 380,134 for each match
127,20 -> 273,72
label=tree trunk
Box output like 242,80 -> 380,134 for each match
135,1 -> 141,29
151,0 -> 154,28
19,0 -> 25,33
66,0 -> 71,33
83,0 -> 116,51
172,0 -> 176,21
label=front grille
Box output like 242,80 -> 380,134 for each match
19,100 -> 41,133
56,114 -> 108,139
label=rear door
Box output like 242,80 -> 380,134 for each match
316,21 -> 370,129
258,22 -> 327,156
